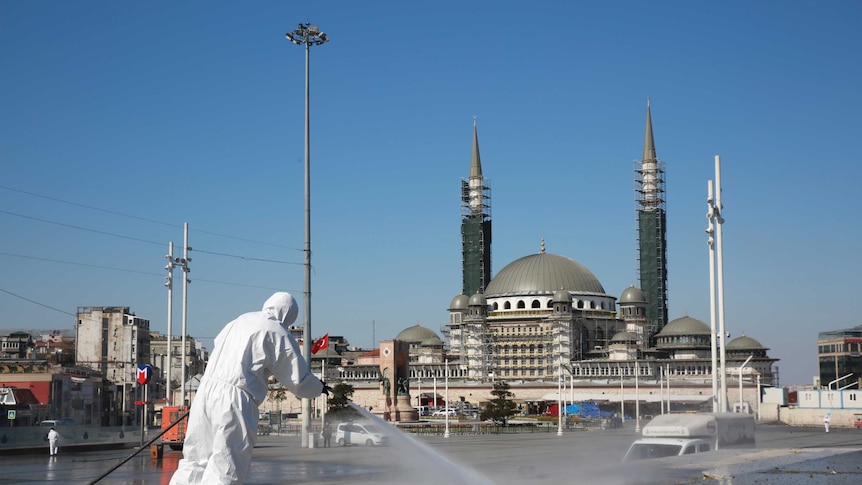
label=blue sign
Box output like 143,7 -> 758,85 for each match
7,410 -> 15,420
136,364 -> 153,385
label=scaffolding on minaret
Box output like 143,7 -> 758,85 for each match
461,117 -> 492,297
634,99 -> 668,340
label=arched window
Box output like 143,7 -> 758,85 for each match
547,300 -> 554,308
577,300 -> 584,309
517,300 -> 526,309
504,301 -> 511,310
492,302 -> 499,310
532,299 -> 541,309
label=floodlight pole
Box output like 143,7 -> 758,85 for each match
286,22 -> 329,448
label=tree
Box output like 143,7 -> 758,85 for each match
327,382 -> 355,413
480,381 -> 518,425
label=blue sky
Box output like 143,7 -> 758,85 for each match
2,1 -> 860,386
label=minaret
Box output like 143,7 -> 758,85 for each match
635,99 -> 668,339
461,117 -> 492,297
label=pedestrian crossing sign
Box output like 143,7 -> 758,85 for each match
7,410 -> 15,420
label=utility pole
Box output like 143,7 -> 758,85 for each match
165,242 -> 174,406
286,22 -> 329,448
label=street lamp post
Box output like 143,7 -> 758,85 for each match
444,359 -> 450,438
286,22 -> 329,449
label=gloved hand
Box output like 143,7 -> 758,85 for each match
321,381 -> 334,396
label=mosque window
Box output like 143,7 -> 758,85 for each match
517,300 -> 526,309
547,300 -> 553,308
590,301 -> 596,309
504,301 -> 511,310
577,301 -> 584,309
532,300 -> 541,308
492,302 -> 499,310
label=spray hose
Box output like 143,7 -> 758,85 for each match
87,409 -> 190,485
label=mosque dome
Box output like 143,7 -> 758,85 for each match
553,288 -> 573,302
396,324 -> 440,343
656,316 -> 711,336
449,293 -> 469,310
610,331 -> 639,343
727,335 -> 766,350
468,292 -> 487,307
421,336 -> 444,347
620,285 -> 647,304
484,252 -> 605,297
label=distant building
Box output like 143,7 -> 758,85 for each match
817,325 -> 862,389
75,306 -> 150,425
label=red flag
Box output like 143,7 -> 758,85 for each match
311,333 -> 329,354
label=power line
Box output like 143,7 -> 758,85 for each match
0,288 -> 74,316
0,252 -> 293,291
0,209 -> 302,264
0,184 -> 297,250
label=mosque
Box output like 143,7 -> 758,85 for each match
402,104 -> 778,389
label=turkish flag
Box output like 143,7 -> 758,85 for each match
311,334 -> 329,354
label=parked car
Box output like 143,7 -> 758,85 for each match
40,419 -> 76,427
432,408 -> 458,417
335,422 -> 388,446
417,405 -> 431,416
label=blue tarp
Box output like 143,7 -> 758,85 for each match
567,402 -> 615,418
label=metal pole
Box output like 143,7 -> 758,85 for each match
707,180 -> 719,413
287,21 -> 328,449
180,222 -> 189,408
165,242 -> 173,406
659,366 -> 664,415
619,364 -> 624,422
444,359 -> 450,438
557,364 -> 563,436
739,355 -> 752,412
635,361 -> 640,433
715,156 -> 728,412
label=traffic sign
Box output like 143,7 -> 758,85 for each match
136,364 -> 153,385
7,410 -> 15,420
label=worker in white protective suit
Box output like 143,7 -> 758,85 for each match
170,292 -> 330,484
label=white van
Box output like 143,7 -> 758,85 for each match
335,422 -> 388,446
40,418 -> 76,427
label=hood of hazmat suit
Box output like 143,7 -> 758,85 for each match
262,291 -> 298,329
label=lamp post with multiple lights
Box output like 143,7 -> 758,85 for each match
286,22 -> 329,448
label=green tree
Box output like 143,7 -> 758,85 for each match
480,381 -> 518,425
327,382 -> 355,413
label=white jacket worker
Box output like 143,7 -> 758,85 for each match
824,413 -> 830,433
170,292 -> 328,484
47,427 -> 60,456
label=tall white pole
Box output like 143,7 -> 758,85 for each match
433,374 -> 438,410
666,363 -> 671,413
715,156 -> 728,412
635,361 -> 640,433
557,364 -> 563,436
180,222 -> 189,408
165,242 -> 174,407
417,373 -> 422,408
707,180 -> 719,413
756,375 -> 761,420
619,364 -> 624,422
444,359 -> 450,438
659,366 -> 664,415
738,355 -> 752,413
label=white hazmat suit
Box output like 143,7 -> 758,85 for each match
170,292 -> 323,484
47,428 -> 60,456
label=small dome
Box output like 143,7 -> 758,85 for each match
421,336 -> 444,347
396,324 -> 440,343
610,331 -> 639,343
657,316 -> 711,336
727,335 -> 766,350
553,288 -> 572,302
468,292 -> 487,307
620,285 -> 646,304
449,293 -> 469,310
